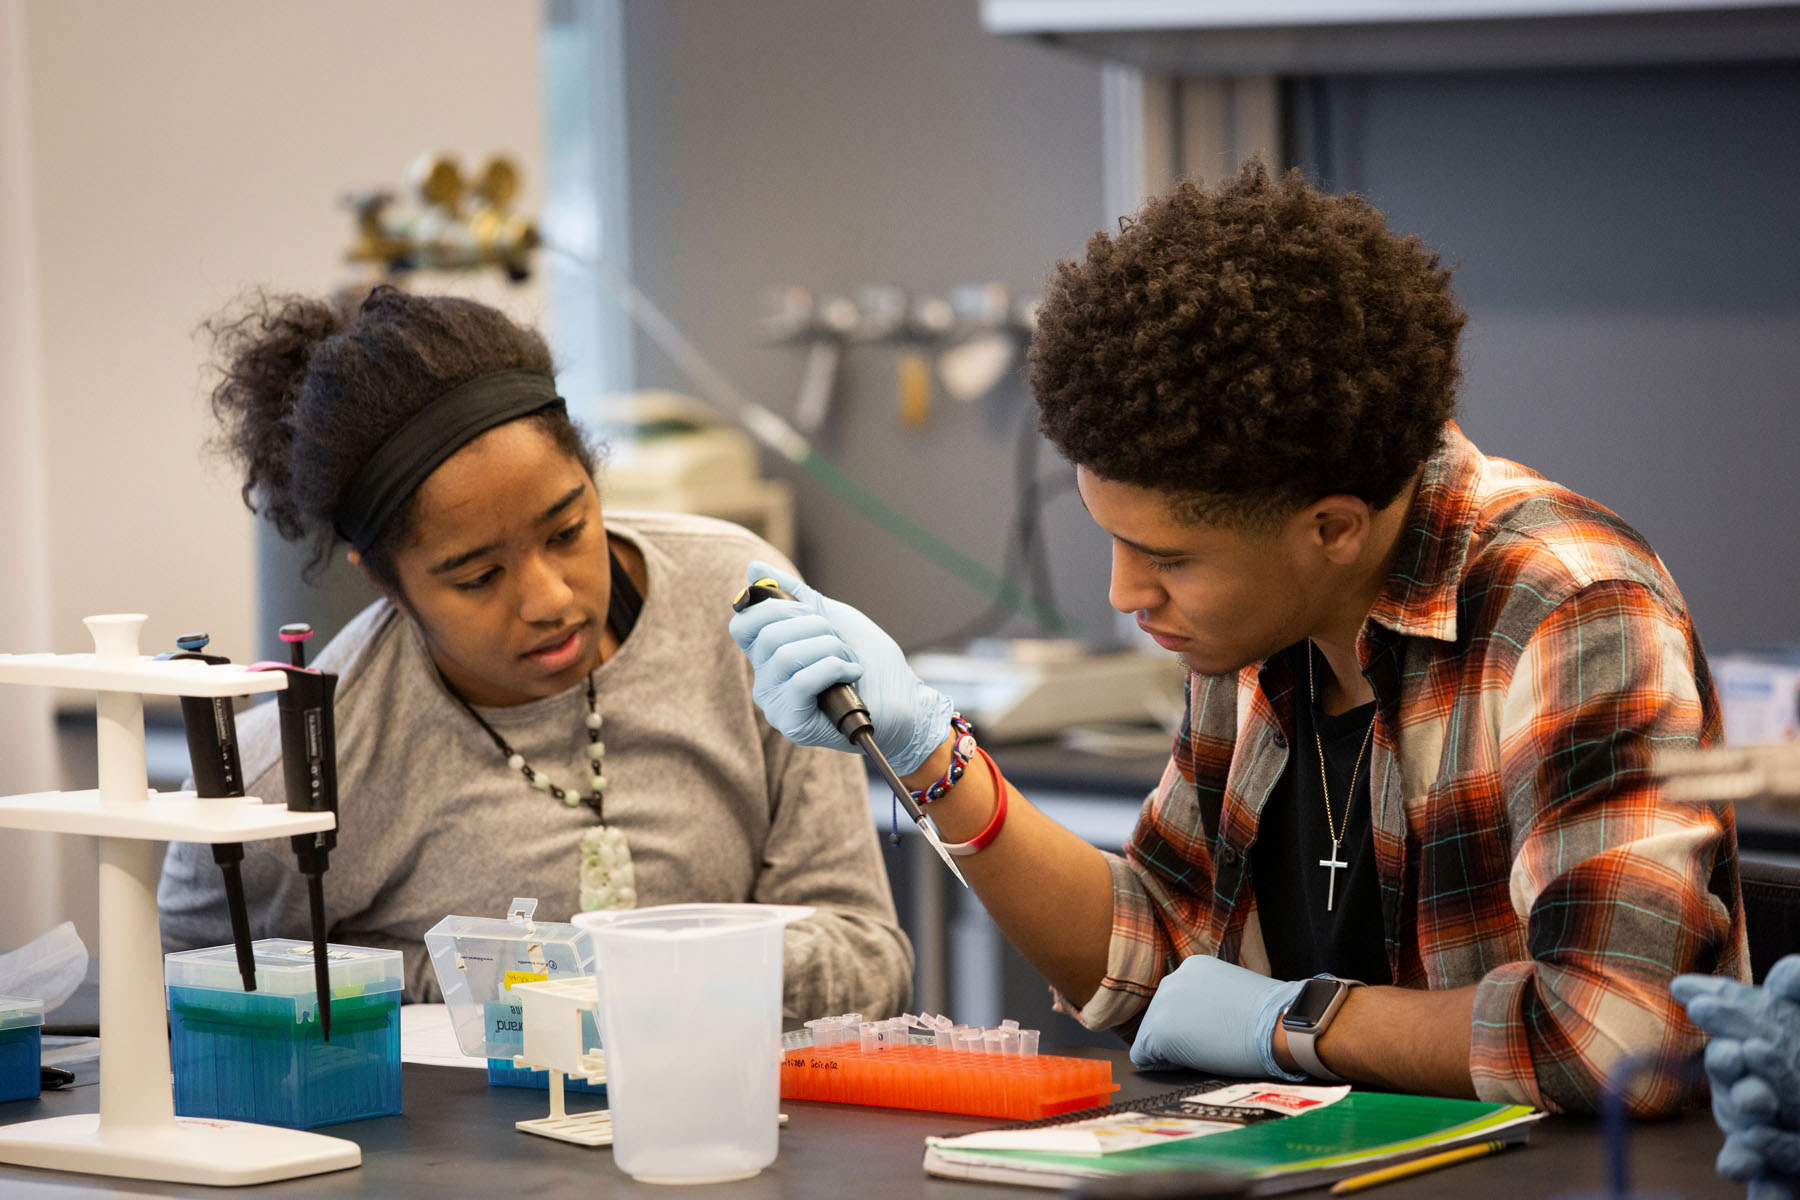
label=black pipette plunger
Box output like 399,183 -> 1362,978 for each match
280,622 -> 313,667
169,632 -> 258,994
274,621 -> 338,1040
732,580 -> 968,885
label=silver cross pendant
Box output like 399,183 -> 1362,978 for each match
1320,838 -> 1348,912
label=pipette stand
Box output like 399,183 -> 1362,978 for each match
0,614 -> 359,1185
510,976 -> 613,1146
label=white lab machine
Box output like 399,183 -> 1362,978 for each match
595,391 -> 796,558
1714,646 -> 1800,747
909,639 -> 1184,744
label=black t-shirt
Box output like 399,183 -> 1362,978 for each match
1250,641 -> 1391,985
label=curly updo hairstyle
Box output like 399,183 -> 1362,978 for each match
1030,159 -> 1467,530
206,286 -> 595,592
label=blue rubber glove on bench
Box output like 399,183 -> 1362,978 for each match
1129,954 -> 1307,1082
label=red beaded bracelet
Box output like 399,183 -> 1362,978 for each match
941,748 -> 1008,858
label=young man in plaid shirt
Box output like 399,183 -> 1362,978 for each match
731,161 -> 1746,1115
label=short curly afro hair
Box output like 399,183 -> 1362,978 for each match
1031,159 -> 1466,529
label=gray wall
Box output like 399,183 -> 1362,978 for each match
617,0 -> 1115,649
1289,62 -> 1800,655
617,9 -> 1800,658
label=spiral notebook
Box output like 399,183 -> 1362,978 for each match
922,1079 -> 1540,1194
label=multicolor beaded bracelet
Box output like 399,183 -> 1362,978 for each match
912,714 -> 977,805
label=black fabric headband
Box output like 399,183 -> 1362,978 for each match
333,369 -> 565,551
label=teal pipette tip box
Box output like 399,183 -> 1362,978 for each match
0,995 -> 44,1103
164,939 -> 402,1129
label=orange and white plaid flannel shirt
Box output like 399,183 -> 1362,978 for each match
1074,424 -> 1747,1116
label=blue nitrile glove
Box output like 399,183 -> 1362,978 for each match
1129,954 -> 1307,1081
1733,1038 -> 1800,1192
1708,1038 -> 1788,1183
1746,1033 -> 1800,1127
1695,1036 -> 1800,1190
727,561 -> 954,776
1677,961 -> 1800,1129
1676,959 -> 1800,1056
1674,960 -> 1800,1193
1730,1121 -> 1800,1195
1747,1174 -> 1800,1200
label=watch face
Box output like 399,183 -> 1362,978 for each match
1283,978 -> 1342,1028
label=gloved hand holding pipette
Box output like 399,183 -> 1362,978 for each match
726,556 -> 1127,1015
728,561 -> 953,775
730,562 -> 978,886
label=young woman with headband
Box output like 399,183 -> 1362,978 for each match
157,286 -> 913,1014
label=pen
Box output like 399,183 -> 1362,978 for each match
1327,1139 -> 1512,1195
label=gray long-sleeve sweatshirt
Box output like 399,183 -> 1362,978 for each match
158,511 -> 913,1018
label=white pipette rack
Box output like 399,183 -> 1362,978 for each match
0,614 -> 360,1185
511,975 -> 612,1147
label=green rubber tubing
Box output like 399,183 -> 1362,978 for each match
796,447 -> 1074,636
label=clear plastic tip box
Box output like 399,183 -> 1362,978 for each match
423,903 -> 602,1093
0,995 -> 44,1104
165,939 -> 402,1129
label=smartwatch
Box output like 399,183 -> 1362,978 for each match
1280,976 -> 1361,1083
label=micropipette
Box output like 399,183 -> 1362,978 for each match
264,622 -> 340,1040
166,632 -> 258,994
732,579 -> 969,887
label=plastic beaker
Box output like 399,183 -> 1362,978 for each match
572,902 -> 812,1185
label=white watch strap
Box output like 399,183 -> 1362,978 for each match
1286,1027 -> 1345,1083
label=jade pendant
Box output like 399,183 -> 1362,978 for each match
579,824 -> 638,912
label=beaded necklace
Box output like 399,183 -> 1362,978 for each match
449,550 -> 643,910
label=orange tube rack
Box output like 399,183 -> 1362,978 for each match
779,1043 -> 1117,1119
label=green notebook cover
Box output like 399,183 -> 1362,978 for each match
923,1087 -> 1539,1194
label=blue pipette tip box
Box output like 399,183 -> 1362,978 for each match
0,995 -> 44,1103
164,939 -> 403,1129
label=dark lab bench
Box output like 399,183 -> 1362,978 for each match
0,1049 -> 1739,1199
